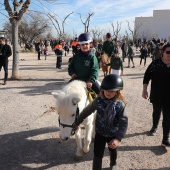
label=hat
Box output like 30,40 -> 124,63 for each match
106,33 -> 111,38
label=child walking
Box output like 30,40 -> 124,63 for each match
44,46 -> 48,60
72,74 -> 128,170
106,49 -> 123,75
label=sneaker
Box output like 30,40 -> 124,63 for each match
149,127 -> 157,136
132,66 -> 135,68
126,66 -> 130,68
161,140 -> 170,147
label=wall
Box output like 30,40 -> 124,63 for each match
135,10 -> 170,40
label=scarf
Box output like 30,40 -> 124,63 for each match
103,97 -> 117,127
78,49 -> 92,57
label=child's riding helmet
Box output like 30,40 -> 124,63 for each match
78,33 -> 93,44
101,74 -> 123,91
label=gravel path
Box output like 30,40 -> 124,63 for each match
0,49 -> 169,170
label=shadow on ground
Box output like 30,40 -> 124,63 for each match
0,127 -> 94,170
1,79 -> 67,96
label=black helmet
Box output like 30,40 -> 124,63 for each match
101,74 -> 123,91
78,33 -> 93,44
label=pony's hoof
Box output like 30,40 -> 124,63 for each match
83,147 -> 90,154
74,155 -> 83,161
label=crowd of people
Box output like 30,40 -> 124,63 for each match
1,32 -> 169,170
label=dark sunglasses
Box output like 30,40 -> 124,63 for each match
165,51 -> 170,54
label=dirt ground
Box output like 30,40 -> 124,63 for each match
0,48 -> 169,170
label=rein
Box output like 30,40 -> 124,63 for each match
58,107 -> 79,135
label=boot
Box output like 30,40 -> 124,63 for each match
92,156 -> 102,170
2,80 -> 6,85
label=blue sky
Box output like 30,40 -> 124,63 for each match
1,0 -> 170,37
40,0 -> 170,36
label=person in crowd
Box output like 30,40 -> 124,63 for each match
68,44 -> 80,64
44,46 -> 48,60
126,42 -> 135,68
139,44 -> 148,66
96,39 -> 103,68
54,40 -> 63,69
64,42 -> 69,56
97,39 -> 103,53
0,37 -> 12,85
71,37 -> 78,55
72,74 -> 128,170
44,39 -> 48,47
105,49 -> 123,76
39,40 -> 44,54
121,40 -> 128,62
50,39 -> 55,51
142,44 -> 170,147
152,43 -> 164,60
35,42 -> 41,60
91,41 -> 97,55
68,33 -> 100,94
102,33 -> 115,58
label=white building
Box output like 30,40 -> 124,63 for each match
135,9 -> 170,40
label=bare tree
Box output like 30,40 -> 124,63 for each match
126,20 -> 142,43
77,13 -> 94,32
110,21 -> 122,42
48,12 -> 73,39
4,0 -> 31,79
18,13 -> 49,50
90,27 -> 104,41
96,28 -> 104,41
3,0 -> 61,79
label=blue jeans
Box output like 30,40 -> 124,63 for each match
0,61 -> 8,80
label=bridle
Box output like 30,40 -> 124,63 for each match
58,106 -> 79,136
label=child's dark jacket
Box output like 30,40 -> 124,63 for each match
75,97 -> 128,141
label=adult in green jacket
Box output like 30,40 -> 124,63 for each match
68,33 -> 100,94
102,33 -> 115,57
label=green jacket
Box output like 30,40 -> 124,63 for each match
68,52 -> 99,83
97,43 -> 103,52
102,40 -> 115,57
107,56 -> 123,71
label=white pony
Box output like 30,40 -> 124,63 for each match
52,80 -> 95,158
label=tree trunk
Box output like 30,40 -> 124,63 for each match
11,20 -> 20,79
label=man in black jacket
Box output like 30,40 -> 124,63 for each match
0,37 -> 12,85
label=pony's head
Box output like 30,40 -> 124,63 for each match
52,91 -> 81,141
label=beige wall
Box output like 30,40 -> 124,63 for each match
135,10 -> 170,40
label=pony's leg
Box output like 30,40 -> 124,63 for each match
75,128 -> 83,157
83,123 -> 93,153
